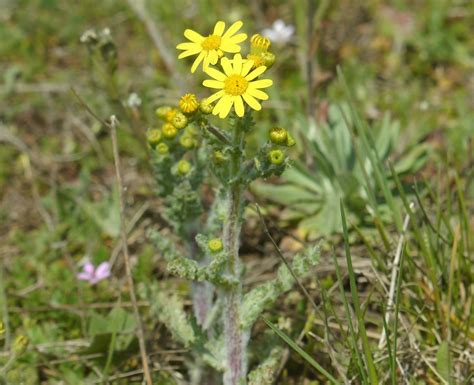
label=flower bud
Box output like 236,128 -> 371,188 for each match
247,54 -> 265,68
177,159 -> 191,175
179,134 -> 195,149
262,51 -> 276,68
156,142 -> 169,154
268,149 -> 285,165
269,127 -> 288,145
13,335 -> 29,355
155,106 -> 172,120
179,93 -> 199,114
172,112 -> 188,129
162,123 -> 178,139
250,34 -> 271,54
286,132 -> 296,147
208,238 -> 223,253
213,150 -> 227,163
199,99 -> 214,114
146,129 -> 162,146
165,108 -> 178,123
0,321 -> 5,337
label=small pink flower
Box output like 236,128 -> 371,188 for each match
77,261 -> 111,285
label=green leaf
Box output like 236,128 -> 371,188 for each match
436,341 -> 452,383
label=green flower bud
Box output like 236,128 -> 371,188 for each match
185,125 -> 199,136
208,238 -> 223,253
268,149 -> 285,165
156,142 -> 169,154
177,159 -> 191,175
147,129 -> 162,146
262,51 -> 276,68
162,123 -> 178,139
13,335 -> 29,355
286,132 -> 296,147
172,112 -> 188,129
0,321 -> 5,337
269,127 -> 288,145
179,134 -> 195,149
213,150 -> 227,163
199,99 -> 214,114
155,106 -> 172,120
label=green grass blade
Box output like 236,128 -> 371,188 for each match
340,201 -> 379,385
332,249 -> 368,384
263,317 -> 340,384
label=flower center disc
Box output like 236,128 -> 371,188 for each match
201,35 -> 221,51
224,75 -> 248,96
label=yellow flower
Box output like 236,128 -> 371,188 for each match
179,93 -> 199,114
202,54 -> 273,118
177,21 -> 247,73
250,34 -> 271,53
208,238 -> 223,253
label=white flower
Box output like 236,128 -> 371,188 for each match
262,19 -> 295,44
127,92 -> 142,107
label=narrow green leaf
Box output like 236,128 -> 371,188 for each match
263,318 -> 339,384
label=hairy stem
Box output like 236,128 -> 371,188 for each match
223,123 -> 247,385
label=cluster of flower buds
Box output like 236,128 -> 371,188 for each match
148,93 -> 212,177
247,34 -> 276,69
267,127 -> 295,165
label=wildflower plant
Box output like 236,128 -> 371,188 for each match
146,20 -> 319,385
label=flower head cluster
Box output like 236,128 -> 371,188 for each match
176,20 -> 276,119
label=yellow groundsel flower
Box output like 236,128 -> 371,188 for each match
177,21 -> 247,73
179,93 -> 199,114
202,54 -> 273,118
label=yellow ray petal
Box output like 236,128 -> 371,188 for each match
234,96 -> 245,117
246,87 -> 269,100
221,57 -> 234,76
222,20 -> 243,39
205,67 -> 227,81
241,60 -> 254,77
219,41 -> 241,53
206,90 -> 225,104
208,50 -> 219,65
191,51 -> 206,73
249,79 -> 273,88
178,48 -> 201,59
242,93 -> 262,110
228,33 -> 247,44
177,42 -> 199,50
232,54 -> 243,74
245,66 -> 267,80
218,95 -> 233,118
212,94 -> 228,115
203,79 -> 224,89
214,21 -> 226,36
184,29 -> 204,43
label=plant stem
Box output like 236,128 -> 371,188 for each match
223,122 -> 247,385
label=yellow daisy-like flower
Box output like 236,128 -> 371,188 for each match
179,93 -> 199,114
202,54 -> 273,118
176,20 -> 247,73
